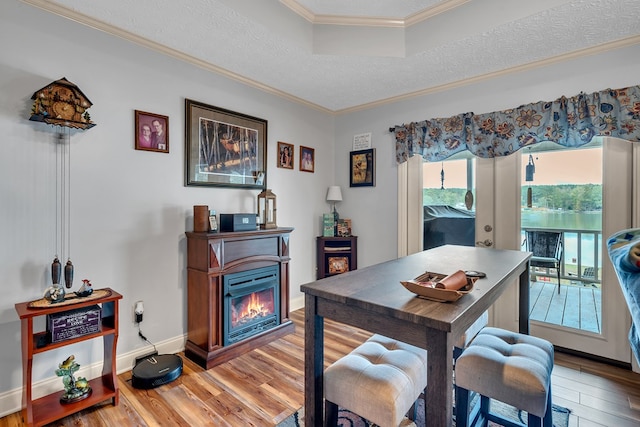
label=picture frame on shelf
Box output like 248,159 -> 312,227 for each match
337,219 -> 352,237
300,145 -> 315,173
328,256 -> 349,274
135,110 -> 169,153
185,99 -> 267,188
277,141 -> 294,169
350,148 -> 375,187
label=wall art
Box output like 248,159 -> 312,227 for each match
277,141 -> 294,169
350,148 -> 375,187
135,110 -> 169,153
300,145 -> 315,173
185,99 -> 266,188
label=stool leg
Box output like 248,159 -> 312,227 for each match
455,386 -> 470,427
479,396 -> 491,427
324,400 -> 338,427
527,413 -> 542,427
543,385 -> 553,427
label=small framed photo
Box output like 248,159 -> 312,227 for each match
277,141 -> 294,169
350,148 -> 375,187
300,145 -> 315,173
135,110 -> 169,153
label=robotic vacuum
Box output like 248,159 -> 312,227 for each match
131,354 -> 183,389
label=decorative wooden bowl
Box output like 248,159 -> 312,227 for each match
400,271 -> 476,302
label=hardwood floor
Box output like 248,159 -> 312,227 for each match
2,308 -> 640,426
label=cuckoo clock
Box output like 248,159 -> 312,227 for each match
29,77 -> 96,129
28,77 -> 96,295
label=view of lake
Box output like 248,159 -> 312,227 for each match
521,210 -> 601,231
521,209 -> 602,269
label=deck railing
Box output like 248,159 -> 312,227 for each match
521,227 -> 602,287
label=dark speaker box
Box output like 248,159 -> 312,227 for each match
220,213 -> 256,232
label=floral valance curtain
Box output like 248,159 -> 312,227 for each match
392,85 -> 640,164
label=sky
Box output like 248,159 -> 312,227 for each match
423,147 -> 602,189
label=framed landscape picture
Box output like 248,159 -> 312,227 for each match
185,99 -> 267,188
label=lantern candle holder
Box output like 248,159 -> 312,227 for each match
257,189 -> 277,229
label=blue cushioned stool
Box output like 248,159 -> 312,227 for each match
455,327 -> 554,427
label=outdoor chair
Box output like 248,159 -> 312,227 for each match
525,230 -> 563,294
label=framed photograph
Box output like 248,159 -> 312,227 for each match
328,256 -> 349,274
135,110 -> 169,153
350,148 -> 375,187
337,219 -> 352,237
277,141 -> 294,169
185,99 -> 267,188
300,145 -> 315,173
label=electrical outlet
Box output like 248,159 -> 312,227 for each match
134,301 -> 144,323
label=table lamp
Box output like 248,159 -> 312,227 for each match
326,186 -> 342,236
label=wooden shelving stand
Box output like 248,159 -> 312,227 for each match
15,288 -> 122,427
316,236 -> 358,279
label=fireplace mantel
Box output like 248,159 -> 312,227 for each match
185,227 -> 294,369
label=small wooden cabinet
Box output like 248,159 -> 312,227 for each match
15,289 -> 121,427
316,236 -> 358,279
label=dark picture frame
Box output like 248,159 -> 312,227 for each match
350,148 -> 375,187
185,99 -> 267,188
277,141 -> 294,169
300,145 -> 315,173
135,110 -> 169,153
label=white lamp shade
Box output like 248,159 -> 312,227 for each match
326,186 -> 343,202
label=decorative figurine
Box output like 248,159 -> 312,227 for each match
43,283 -> 65,303
77,279 -> 94,297
55,355 -> 92,403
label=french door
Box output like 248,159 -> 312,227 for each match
488,138 -> 633,363
401,137 -> 635,364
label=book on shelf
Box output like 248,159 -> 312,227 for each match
322,213 -> 335,237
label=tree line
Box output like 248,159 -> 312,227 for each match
424,184 -> 602,212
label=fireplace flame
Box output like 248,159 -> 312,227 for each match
231,290 -> 273,327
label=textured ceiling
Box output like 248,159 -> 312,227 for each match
25,0 -> 640,112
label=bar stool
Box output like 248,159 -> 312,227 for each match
455,327 -> 554,427
324,334 -> 427,427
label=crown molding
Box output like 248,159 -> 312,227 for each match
280,0 -> 469,28
21,0 -> 333,114
21,0 -> 640,115
336,34 -> 640,114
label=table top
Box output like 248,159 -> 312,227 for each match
301,245 -> 531,334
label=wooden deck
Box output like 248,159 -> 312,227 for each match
530,280 -> 602,333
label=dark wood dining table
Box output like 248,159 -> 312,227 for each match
301,244 -> 531,427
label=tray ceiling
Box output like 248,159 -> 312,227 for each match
24,0 -> 640,112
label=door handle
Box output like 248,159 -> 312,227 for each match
476,239 -> 493,247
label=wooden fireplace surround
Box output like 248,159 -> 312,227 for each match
185,227 -> 294,369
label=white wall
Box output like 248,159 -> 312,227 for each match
335,43 -> 640,268
0,0 -> 334,410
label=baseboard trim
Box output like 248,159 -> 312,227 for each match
555,345 -> 632,370
0,334 -> 186,418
